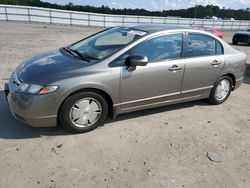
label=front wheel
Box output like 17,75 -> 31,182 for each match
232,40 -> 238,45
59,91 -> 108,133
208,76 -> 233,105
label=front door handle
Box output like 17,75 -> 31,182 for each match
211,60 -> 222,66
169,65 -> 182,71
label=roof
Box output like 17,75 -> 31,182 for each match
127,24 -> 190,33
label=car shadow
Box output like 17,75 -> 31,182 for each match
0,89 -> 211,139
0,90 -> 69,139
244,64 -> 250,84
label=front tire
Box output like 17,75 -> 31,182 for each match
232,39 -> 238,45
59,91 -> 108,133
208,76 -> 233,105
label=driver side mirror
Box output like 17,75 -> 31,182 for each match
126,55 -> 148,71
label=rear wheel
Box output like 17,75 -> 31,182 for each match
208,76 -> 233,105
59,91 -> 108,133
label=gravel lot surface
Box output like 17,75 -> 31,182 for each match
0,22 -> 249,188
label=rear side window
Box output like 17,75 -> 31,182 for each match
187,34 -> 223,57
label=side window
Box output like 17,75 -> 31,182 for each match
187,34 -> 223,57
131,34 -> 183,62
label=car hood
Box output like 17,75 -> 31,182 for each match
235,31 -> 250,35
16,49 -> 90,84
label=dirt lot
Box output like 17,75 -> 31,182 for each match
0,22 -> 249,188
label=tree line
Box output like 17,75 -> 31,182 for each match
1,0 -> 250,20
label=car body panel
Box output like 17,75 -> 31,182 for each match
182,55 -> 225,92
119,59 -> 185,110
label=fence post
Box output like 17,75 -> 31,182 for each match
27,8 -> 31,23
4,6 -> 8,21
49,10 -> 52,24
137,16 -> 139,23
69,12 -> 72,26
104,15 -> 106,27
88,14 -> 90,26
122,15 -> 124,25
151,17 -> 153,23
239,21 -> 242,30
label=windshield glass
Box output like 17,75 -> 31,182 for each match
69,27 -> 147,62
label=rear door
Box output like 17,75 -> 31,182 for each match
181,33 -> 225,93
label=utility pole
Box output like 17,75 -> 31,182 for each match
194,4 -> 198,19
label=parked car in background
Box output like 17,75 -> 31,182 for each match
198,26 -> 223,39
5,24 -> 246,133
232,27 -> 250,45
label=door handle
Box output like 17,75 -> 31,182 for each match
211,60 -> 222,66
169,65 -> 182,71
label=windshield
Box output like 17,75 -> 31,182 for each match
68,27 -> 147,62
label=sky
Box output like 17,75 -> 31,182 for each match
42,0 -> 250,10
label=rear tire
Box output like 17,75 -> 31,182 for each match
59,91 -> 108,133
208,76 -> 233,105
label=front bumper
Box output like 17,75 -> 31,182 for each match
5,83 -> 59,127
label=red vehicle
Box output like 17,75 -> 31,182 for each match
198,26 -> 223,39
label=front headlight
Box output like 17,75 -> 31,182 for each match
16,83 -> 59,95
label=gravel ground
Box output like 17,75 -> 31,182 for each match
0,22 -> 249,188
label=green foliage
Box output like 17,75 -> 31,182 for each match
0,0 -> 250,20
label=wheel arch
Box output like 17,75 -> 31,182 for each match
57,88 -> 115,126
222,73 -> 236,90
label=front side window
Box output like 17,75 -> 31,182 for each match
131,34 -> 183,62
187,34 -> 223,57
69,27 -> 147,62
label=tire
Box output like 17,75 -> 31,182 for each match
232,40 -> 238,45
208,76 -> 233,105
59,91 -> 108,133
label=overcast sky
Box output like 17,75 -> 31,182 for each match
42,0 -> 250,10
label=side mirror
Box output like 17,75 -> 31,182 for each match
129,55 -> 148,67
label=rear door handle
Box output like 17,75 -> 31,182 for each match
211,60 -> 222,66
169,65 -> 182,71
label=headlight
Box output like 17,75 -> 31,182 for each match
16,83 -> 59,95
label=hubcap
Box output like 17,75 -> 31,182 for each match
215,79 -> 230,101
69,97 -> 102,128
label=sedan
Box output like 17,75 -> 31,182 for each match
198,26 -> 223,39
5,24 -> 246,133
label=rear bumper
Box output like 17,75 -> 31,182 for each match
234,77 -> 243,90
5,83 -> 58,127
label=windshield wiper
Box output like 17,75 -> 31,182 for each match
62,46 -> 91,62
62,46 -> 76,57
70,49 -> 91,62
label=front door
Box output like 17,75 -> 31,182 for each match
118,33 -> 185,111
